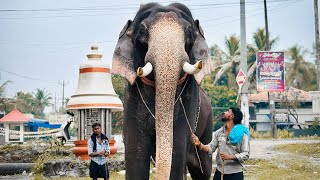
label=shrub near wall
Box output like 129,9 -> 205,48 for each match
43,158 -> 125,178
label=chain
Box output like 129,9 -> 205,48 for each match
194,89 -> 201,132
136,76 -> 189,118
136,82 -> 155,119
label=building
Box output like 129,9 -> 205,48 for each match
249,87 -> 320,131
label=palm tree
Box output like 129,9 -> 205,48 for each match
15,91 -> 34,113
0,80 -> 15,113
285,45 -> 314,90
246,28 -> 278,92
212,35 -> 241,86
211,28 -> 278,91
0,80 -> 11,98
32,88 -> 52,116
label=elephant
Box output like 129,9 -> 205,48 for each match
112,3 -> 214,180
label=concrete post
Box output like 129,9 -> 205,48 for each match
5,124 -> 9,143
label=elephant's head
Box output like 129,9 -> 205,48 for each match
112,3 -> 212,179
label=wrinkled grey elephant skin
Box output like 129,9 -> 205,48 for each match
112,3 -> 213,180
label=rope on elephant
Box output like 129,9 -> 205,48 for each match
179,97 -> 203,174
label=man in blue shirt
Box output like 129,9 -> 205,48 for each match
88,123 -> 110,180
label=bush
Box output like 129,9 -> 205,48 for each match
249,127 -> 294,139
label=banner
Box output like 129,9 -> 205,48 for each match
256,51 -> 285,92
48,114 -> 68,125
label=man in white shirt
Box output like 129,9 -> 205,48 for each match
88,123 -> 110,180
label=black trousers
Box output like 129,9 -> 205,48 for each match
89,160 -> 109,180
213,170 -> 244,180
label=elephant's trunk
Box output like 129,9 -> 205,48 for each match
146,13 -> 187,180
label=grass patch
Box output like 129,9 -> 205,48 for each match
249,128 -> 295,139
245,156 -> 320,179
274,143 -> 320,158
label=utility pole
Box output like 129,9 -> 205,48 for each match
240,0 -> 249,127
54,93 -> 57,113
264,0 -> 270,50
264,0 -> 276,138
59,81 -> 68,110
315,0 -> 320,91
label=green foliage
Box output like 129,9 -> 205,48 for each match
225,35 -> 240,57
311,119 -> 320,130
201,75 -> 238,130
0,86 -> 52,115
69,126 -> 78,137
249,127 -> 272,139
111,74 -> 126,134
0,80 -> 11,98
285,45 -> 316,91
249,127 -> 294,139
112,111 -> 124,134
0,143 -> 31,153
32,88 -> 52,116
14,91 -> 35,113
112,74 -> 126,101
201,76 -> 238,107
277,129 -> 294,138
33,139 -> 74,174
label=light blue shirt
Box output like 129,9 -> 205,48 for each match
88,137 -> 110,165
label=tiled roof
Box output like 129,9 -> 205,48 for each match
249,87 -> 311,102
0,109 -> 29,123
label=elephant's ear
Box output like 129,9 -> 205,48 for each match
112,20 -> 137,85
192,20 -> 213,84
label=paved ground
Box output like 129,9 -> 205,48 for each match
249,139 -> 320,160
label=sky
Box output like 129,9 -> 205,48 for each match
0,0 -> 316,112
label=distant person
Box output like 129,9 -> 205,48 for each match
88,123 -> 110,180
191,107 -> 250,180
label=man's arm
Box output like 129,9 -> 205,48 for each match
88,139 -> 104,157
234,134 -> 250,163
191,133 -> 218,154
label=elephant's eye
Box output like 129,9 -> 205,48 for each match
185,26 -> 194,46
136,22 -> 148,44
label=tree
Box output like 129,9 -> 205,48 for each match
211,35 -> 241,85
32,88 -> 52,116
0,80 -> 15,113
0,80 -> 11,98
111,74 -> 126,134
14,91 -> 34,113
201,76 -> 238,129
210,28 -> 278,93
285,45 -> 315,90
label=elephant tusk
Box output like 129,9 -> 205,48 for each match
183,60 -> 203,74
137,62 -> 153,77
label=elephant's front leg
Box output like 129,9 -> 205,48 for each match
124,113 -> 155,180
